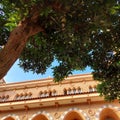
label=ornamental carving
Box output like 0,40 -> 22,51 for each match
88,109 -> 95,116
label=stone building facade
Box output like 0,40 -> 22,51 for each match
0,74 -> 120,120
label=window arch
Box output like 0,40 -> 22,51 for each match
24,93 -> 27,97
3,117 -> 15,120
28,92 -> 32,97
89,86 -> 93,92
93,85 -> 97,92
32,114 -> 48,120
64,88 -> 67,95
15,92 -> 32,100
20,93 -> 24,99
15,94 -> 19,100
39,91 -> 45,97
67,88 -> 72,94
0,95 -> 9,101
29,111 -> 53,120
99,108 -> 120,120
60,108 -> 90,120
64,111 -> 84,120
1,114 -> 20,120
52,89 -> 57,96
48,90 -> 52,96
44,90 -> 49,97
72,87 -> 76,94
77,87 -> 82,94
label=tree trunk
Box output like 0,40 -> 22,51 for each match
0,19 -> 43,80
0,1 -> 63,80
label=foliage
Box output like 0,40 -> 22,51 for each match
0,0 -> 120,101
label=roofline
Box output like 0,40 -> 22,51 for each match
6,73 -> 92,85
0,73 -> 93,91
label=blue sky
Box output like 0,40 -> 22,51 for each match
4,60 -> 92,83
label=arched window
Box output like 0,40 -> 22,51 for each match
40,91 -> 44,97
73,87 -> 76,94
2,95 -> 5,101
24,93 -> 30,99
0,95 -> 9,101
89,86 -> 93,92
3,116 -> 15,120
77,87 -> 82,94
15,94 -> 19,100
20,93 -> 24,99
93,85 -> 97,92
24,93 -> 27,97
6,95 -> 9,100
28,92 -> 32,97
48,90 -> 52,96
52,89 -> 57,96
44,90 -> 49,97
63,111 -> 84,120
105,117 -> 114,120
67,88 -> 72,94
64,88 -> 67,95
99,108 -> 120,120
32,114 -> 48,120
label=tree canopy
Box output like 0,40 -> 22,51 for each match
0,0 -> 120,101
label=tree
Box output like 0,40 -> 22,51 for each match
0,0 -> 120,101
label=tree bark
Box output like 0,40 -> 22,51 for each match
0,18 -> 44,80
